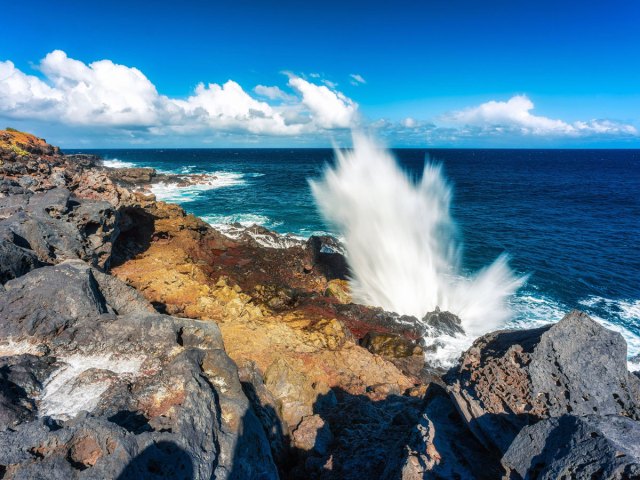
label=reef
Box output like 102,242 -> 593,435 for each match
1,128 -> 638,479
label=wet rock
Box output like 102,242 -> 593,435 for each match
502,414 -> 640,479
306,235 -> 349,280
447,310 -> 640,453
422,307 -> 465,337
360,332 -> 423,358
324,279 -> 351,304
334,304 -> 423,341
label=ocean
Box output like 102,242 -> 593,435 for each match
69,147 -> 640,362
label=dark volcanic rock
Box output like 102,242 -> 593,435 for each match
502,414 -> 640,479
0,188 -> 119,273
0,261 -> 278,479
422,307 -> 465,337
105,167 -> 157,185
306,235 -> 349,280
447,310 -> 640,453
383,385 -> 501,480
360,332 -> 423,358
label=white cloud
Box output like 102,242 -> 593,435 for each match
447,95 -> 637,136
253,84 -> 292,101
401,117 -> 417,128
287,75 -> 359,129
0,50 -> 358,137
1,51 -> 637,146
350,73 -> 366,85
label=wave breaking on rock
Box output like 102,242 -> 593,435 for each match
311,134 -> 526,363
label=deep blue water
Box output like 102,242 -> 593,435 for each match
69,148 -> 640,355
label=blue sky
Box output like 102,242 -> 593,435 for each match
1,0 -> 639,147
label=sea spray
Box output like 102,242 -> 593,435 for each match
310,135 -> 526,362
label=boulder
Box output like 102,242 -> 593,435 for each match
0,188 -> 119,271
502,414 -> 640,479
360,332 -> 423,358
0,261 -> 279,479
292,414 -> 333,456
422,307 -> 465,337
382,385 -> 500,480
447,310 -> 640,453
105,167 -> 157,185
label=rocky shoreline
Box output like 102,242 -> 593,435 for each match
1,129 -> 639,479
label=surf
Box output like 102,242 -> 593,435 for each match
311,134 -> 526,361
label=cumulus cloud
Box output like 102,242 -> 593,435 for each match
350,73 -> 366,85
253,85 -> 293,101
287,75 -> 359,129
0,50 -> 358,137
447,95 -> 637,137
1,51 -> 637,145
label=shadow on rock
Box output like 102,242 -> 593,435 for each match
109,205 -> 155,268
234,375 -> 499,480
116,441 -> 193,480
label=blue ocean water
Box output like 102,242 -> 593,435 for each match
70,148 -> 640,357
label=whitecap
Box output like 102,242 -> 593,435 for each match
102,158 -> 137,168
150,171 -> 246,203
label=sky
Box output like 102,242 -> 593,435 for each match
1,0 -> 639,148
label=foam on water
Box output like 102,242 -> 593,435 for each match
102,158 -> 137,168
202,213 -> 274,227
311,134 -> 526,365
150,171 -> 246,203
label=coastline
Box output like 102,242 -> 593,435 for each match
1,129 -> 640,478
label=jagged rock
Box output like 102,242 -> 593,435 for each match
0,354 -> 56,430
292,414 -> 333,456
324,279 -> 351,304
502,415 -> 640,479
447,310 -> 640,453
0,188 -> 119,270
334,304 -> 423,340
306,235 -> 349,280
105,167 -> 157,185
360,332 -> 423,358
238,361 -> 289,464
382,385 -> 500,480
263,357 -> 336,429
0,261 -> 278,479
0,236 -> 43,283
422,308 -> 465,337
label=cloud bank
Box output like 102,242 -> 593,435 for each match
0,50 -> 359,139
446,95 -> 637,137
0,51 -> 637,146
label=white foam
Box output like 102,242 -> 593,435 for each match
311,134 -> 525,366
102,158 -> 137,168
202,213 -> 273,227
40,353 -> 144,420
209,220 -> 305,249
579,296 -> 640,323
150,171 -> 246,203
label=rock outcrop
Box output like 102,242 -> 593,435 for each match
502,414 -> 640,479
0,260 -> 278,479
447,311 -> 640,454
3,129 -> 640,479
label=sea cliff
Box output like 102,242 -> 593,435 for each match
1,129 -> 639,479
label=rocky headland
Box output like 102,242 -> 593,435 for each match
1,128 -> 639,479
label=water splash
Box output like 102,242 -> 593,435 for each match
310,134 -> 525,351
